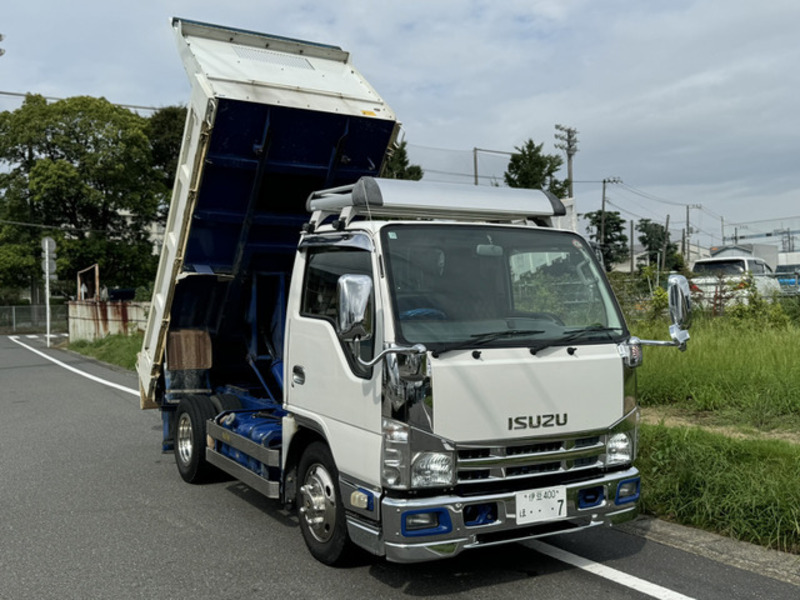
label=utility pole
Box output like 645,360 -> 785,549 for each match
599,177 -> 622,251
630,220 -> 635,274
0,33 -> 5,57
554,124 -> 579,198
685,204 -> 701,265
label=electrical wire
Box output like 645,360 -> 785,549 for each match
0,218 -> 106,234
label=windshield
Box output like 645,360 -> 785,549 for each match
693,260 -> 746,275
382,224 -> 626,352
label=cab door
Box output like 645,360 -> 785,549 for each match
284,237 -> 383,483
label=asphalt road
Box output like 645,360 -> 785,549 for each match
1,334 -> 798,600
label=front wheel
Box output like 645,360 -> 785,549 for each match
296,442 -> 351,565
174,395 -> 216,483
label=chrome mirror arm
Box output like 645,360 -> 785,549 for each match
357,343 -> 427,368
638,325 -> 690,352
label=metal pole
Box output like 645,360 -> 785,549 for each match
630,220 -> 635,274
600,179 -> 607,248
473,147 -> 479,186
45,243 -> 51,348
685,205 -> 690,265
661,215 -> 671,274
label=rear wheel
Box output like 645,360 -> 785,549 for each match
296,442 -> 351,565
174,395 -> 216,483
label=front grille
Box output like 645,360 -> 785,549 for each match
456,433 -> 605,485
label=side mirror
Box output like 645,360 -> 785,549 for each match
637,275 -> 692,352
668,274 -> 692,330
667,274 -> 691,351
337,274 -> 373,342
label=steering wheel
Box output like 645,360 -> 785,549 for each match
400,308 -> 448,321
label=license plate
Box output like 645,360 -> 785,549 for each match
516,486 -> 567,525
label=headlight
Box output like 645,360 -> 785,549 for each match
411,452 -> 455,487
605,432 -> 633,467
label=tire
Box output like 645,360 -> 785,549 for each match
296,442 -> 351,565
174,395 -> 216,484
210,393 -> 241,413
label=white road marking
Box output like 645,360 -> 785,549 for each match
8,335 -> 139,397
527,540 -> 698,600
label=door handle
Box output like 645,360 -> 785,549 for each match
292,365 -> 306,385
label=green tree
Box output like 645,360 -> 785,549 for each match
382,140 -> 423,180
504,139 -> 570,198
0,94 -> 166,293
583,210 -> 629,271
636,218 -> 680,271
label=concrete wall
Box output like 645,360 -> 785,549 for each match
68,301 -> 149,342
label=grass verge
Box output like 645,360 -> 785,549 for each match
634,315 -> 800,433
637,424 -> 800,554
68,333 -> 143,371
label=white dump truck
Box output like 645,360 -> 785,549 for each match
137,18 -> 692,565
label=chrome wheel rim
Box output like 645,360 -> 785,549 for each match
176,412 -> 193,466
299,464 -> 337,543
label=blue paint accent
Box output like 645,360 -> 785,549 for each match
357,488 -> 375,512
161,410 -> 175,452
401,508 -> 452,537
578,486 -> 605,509
464,503 -> 498,526
166,99 -> 395,398
216,409 -> 283,479
615,477 -> 641,505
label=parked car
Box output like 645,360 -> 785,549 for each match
690,256 -> 781,309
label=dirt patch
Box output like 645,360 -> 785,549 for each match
640,406 -> 800,445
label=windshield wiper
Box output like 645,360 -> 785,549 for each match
528,326 -> 624,355
431,329 -> 545,357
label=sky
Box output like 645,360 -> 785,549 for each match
2,0 -> 799,255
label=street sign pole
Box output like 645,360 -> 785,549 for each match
45,244 -> 51,347
41,237 -> 57,348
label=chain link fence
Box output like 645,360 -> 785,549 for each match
0,305 -> 69,334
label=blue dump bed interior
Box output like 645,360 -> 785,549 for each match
167,98 -> 395,402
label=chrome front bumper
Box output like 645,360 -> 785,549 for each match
347,467 -> 640,563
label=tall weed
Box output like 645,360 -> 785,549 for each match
638,425 -> 800,553
69,333 -> 143,371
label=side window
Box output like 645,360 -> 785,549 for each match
301,248 -> 375,367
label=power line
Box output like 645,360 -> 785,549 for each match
0,90 -> 161,112
0,218 -> 105,234
618,183 -> 689,207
